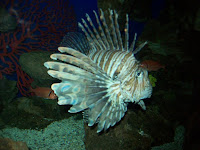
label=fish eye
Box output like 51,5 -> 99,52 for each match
136,70 -> 143,77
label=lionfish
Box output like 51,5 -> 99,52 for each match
44,9 -> 152,133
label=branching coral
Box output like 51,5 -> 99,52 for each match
0,0 -> 77,96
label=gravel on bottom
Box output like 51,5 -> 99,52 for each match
0,116 -> 85,150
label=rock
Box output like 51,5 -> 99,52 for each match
84,105 -> 175,150
0,77 -> 18,107
0,138 -> 29,150
19,51 -> 58,87
0,8 -> 18,32
84,110 -> 152,150
17,97 -> 43,116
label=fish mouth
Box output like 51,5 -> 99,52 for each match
140,90 -> 152,100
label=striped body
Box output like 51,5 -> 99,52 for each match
88,49 -> 152,108
44,9 -> 152,133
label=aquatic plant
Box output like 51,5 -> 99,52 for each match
149,74 -> 157,87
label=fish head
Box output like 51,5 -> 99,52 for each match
48,90 -> 58,99
134,68 -> 153,100
121,66 -> 152,105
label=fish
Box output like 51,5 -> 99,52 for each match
140,60 -> 165,71
29,87 -> 57,100
44,9 -> 152,133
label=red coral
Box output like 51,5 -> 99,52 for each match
0,0 -> 77,96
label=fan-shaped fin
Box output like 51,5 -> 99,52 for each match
60,32 -> 91,55
95,97 -> 127,133
87,97 -> 109,126
69,90 -> 108,113
45,48 -> 110,81
44,47 -> 128,132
